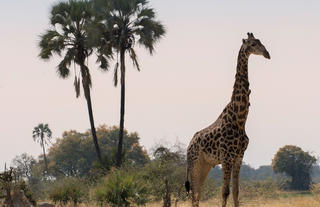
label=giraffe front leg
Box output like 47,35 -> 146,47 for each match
232,159 -> 242,207
222,162 -> 232,207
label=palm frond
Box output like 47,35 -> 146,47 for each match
96,54 -> 110,71
128,48 -> 140,71
32,123 -> 52,145
137,8 -> 155,19
39,30 -> 65,59
134,18 -> 165,54
74,75 -> 81,98
57,48 -> 75,78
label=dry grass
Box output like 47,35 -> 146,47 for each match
148,196 -> 319,207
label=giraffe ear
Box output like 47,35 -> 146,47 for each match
242,39 -> 246,43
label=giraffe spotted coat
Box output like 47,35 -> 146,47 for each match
186,33 -> 270,207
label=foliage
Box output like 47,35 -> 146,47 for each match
49,177 -> 87,206
208,164 -> 285,183
200,176 -> 219,201
0,168 -> 36,206
11,153 -> 36,181
38,0 -> 105,163
92,0 -> 166,167
141,144 -> 187,206
272,145 -> 317,190
239,179 -> 280,202
27,163 -> 49,200
32,123 -> 52,173
311,183 -> 320,204
47,125 -> 149,178
92,169 -> 149,207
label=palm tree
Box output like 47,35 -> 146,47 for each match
38,0 -> 108,162
94,0 -> 166,167
32,123 -> 52,173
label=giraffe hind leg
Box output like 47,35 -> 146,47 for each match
190,160 -> 211,207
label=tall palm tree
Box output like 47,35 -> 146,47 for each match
32,123 -> 52,173
94,0 -> 166,167
38,0 -> 107,162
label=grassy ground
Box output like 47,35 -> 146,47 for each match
148,195 -> 319,207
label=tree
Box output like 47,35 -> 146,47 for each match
11,153 -> 36,182
47,125 -> 149,177
272,145 -> 317,190
142,144 -> 186,207
38,0 -> 105,162
32,123 -> 52,174
93,0 -> 166,167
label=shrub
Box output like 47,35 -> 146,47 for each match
239,179 -> 280,202
201,177 -> 219,201
311,183 -> 320,204
92,169 -> 149,207
49,177 -> 86,206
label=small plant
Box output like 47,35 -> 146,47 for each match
92,169 -> 149,207
311,183 -> 320,203
49,177 -> 85,206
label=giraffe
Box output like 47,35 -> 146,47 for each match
185,33 -> 270,207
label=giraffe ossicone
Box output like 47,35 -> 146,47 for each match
186,33 -> 270,207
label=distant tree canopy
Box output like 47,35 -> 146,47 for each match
11,153 -> 36,181
47,125 -> 149,177
272,145 -> 317,190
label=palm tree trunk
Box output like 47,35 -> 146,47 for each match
116,49 -> 126,167
42,141 -> 48,174
81,65 -> 102,163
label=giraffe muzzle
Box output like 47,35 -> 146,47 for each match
263,51 -> 270,59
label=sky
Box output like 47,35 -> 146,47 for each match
0,0 -> 320,168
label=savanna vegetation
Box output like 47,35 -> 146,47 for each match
2,124 -> 320,206
1,0 -> 319,207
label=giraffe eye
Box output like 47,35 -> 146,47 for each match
251,43 -> 257,47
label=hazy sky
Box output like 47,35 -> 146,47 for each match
1,0 -> 320,168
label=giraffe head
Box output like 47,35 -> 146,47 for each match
242,33 -> 270,59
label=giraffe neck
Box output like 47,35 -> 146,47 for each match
230,47 -> 250,129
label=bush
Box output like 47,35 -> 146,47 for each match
239,179 -> 280,202
311,183 -> 320,204
92,169 -> 149,207
49,177 -> 86,206
201,177 -> 219,201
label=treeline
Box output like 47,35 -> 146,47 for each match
3,125 -> 319,206
12,125 -> 320,184
209,163 -> 320,183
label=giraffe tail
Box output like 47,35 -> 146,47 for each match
185,166 -> 190,195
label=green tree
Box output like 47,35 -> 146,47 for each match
272,145 -> 317,190
93,0 -> 166,167
38,0 -> 104,162
47,125 -> 149,177
142,145 -> 186,207
32,123 -> 52,174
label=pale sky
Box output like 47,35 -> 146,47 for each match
0,0 -> 320,168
